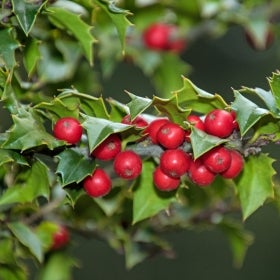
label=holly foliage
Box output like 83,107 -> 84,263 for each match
1,0 -> 280,278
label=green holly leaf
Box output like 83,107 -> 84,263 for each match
175,76 -> 228,114
0,266 -> 26,280
8,222 -> 43,263
0,149 -> 29,167
2,109 -> 63,151
96,0 -> 132,52
82,115 -> 133,152
190,127 -> 228,159
239,86 -> 278,115
268,71 -> 280,112
126,92 -> 153,120
12,0 -> 46,35
56,148 -> 96,186
133,160 -> 176,224
0,160 -> 50,207
0,29 -> 21,70
0,239 -> 17,265
23,39 -> 41,77
47,7 -> 96,65
235,153 -> 275,220
231,90 -> 270,137
219,219 -> 254,268
153,94 -> 191,125
38,252 -> 77,280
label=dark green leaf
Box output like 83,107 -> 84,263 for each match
12,0 -> 46,35
133,160 -> 176,224
0,239 -> 17,265
56,148 -> 96,186
0,149 -> 29,167
0,29 -> 21,70
0,160 -> 50,207
190,127 -> 228,159
0,266 -> 27,280
8,222 -> 43,263
2,109 -> 63,151
47,7 -> 96,65
231,90 -> 270,136
235,153 -> 275,220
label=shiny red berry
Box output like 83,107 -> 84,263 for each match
144,118 -> 169,144
153,166 -> 180,191
53,117 -> 83,144
204,109 -> 234,138
157,122 -> 185,149
121,114 -> 148,128
113,150 -> 142,179
185,114 -> 205,142
221,150 -> 244,179
51,225 -> 70,250
91,134 -> 122,161
160,149 -> 191,178
83,168 -> 112,197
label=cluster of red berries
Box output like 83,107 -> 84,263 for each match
53,108 -> 244,198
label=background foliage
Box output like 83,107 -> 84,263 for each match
1,0 -> 280,279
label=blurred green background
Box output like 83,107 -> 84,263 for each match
69,25 -> 280,279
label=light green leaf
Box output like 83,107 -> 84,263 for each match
0,239 -> 17,265
126,92 -> 153,120
2,109 -> 63,151
82,114 -> 133,152
268,71 -> 280,112
38,252 -> 77,280
190,127 -> 228,159
0,29 -> 21,70
175,76 -> 228,114
133,160 -> 176,224
23,39 -> 41,77
239,86 -> 278,115
96,0 -> 132,52
56,148 -> 96,186
235,153 -> 275,220
219,219 -> 254,268
12,0 -> 46,35
0,266 -> 27,280
8,222 -> 43,263
231,90 -> 270,136
47,7 -> 96,65
0,160 -> 50,207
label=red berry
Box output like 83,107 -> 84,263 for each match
143,23 -> 186,52
51,225 -> 70,250
153,166 -> 180,191
53,117 -> 83,144
202,146 -> 232,173
121,114 -> 148,128
185,114 -> 205,142
221,150 -> 244,179
204,109 -> 234,138
160,149 -> 191,178
157,122 -> 185,149
91,134 -> 121,161
113,150 -> 142,179
188,158 -> 216,186
83,168 -> 112,197
144,118 -> 169,144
